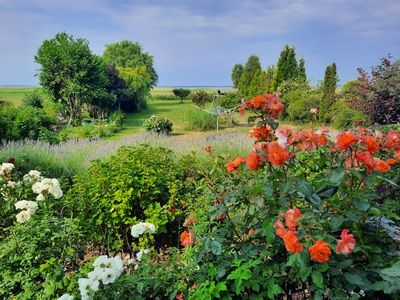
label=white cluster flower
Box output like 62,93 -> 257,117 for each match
0,163 -> 14,178
32,178 -> 63,200
130,222 -> 156,238
136,249 -> 149,262
58,294 -> 74,300
23,170 -> 43,183
78,255 -> 124,299
14,200 -> 38,224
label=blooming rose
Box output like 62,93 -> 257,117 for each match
282,231 -> 303,253
308,240 -> 331,263
336,229 -> 356,254
335,131 -> 358,150
180,230 -> 194,247
246,151 -> 262,171
267,142 -> 289,167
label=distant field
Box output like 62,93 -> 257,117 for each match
0,86 -> 41,106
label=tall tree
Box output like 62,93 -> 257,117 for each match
320,63 -> 338,121
231,64 -> 243,88
103,40 -> 158,88
237,55 -> 262,97
272,45 -> 298,91
35,32 -> 107,125
261,65 -> 276,93
297,58 -> 307,82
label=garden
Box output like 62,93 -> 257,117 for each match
0,31 -> 400,299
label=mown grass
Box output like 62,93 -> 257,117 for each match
0,86 -> 41,106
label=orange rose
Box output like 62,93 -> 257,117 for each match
308,240 -> 331,263
180,230 -> 194,247
274,219 -> 287,239
227,157 -> 246,173
284,208 -> 303,231
385,130 -> 400,150
282,231 -> 303,253
336,229 -> 356,255
373,158 -> 391,173
360,135 -> 379,153
267,141 -> 289,166
354,151 -> 375,173
249,125 -> 271,141
246,151 -> 262,171
204,146 -> 212,153
335,131 -> 358,150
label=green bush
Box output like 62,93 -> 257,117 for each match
185,109 -> 217,131
143,115 -> 173,135
0,104 -> 54,141
287,91 -> 320,122
64,145 -> 202,251
190,91 -> 212,107
59,123 -> 120,141
172,88 -> 191,101
328,99 -> 367,129
23,90 -> 44,109
216,92 -> 242,109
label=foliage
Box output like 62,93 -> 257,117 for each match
190,90 -> 212,107
185,109 -> 217,131
237,55 -> 262,98
58,123 -> 120,141
365,56 -> 400,125
286,90 -> 320,122
173,88 -> 191,102
102,40 -> 158,88
64,145 -> 202,252
272,45 -> 299,91
23,90 -> 44,109
328,98 -> 368,130
231,64 -> 244,88
261,65 -> 276,93
35,32 -> 108,125
320,62 -> 338,122
0,104 -> 54,141
297,58 -> 307,82
143,115 -> 173,135
216,92 -> 242,109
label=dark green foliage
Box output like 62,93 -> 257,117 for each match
237,55 -> 262,98
216,92 -> 242,109
23,90 -> 44,109
297,58 -> 307,82
103,40 -> 158,88
172,88 -> 191,102
0,104 -> 54,141
366,56 -> 400,124
320,62 -> 338,122
272,45 -> 299,91
231,64 -> 243,88
286,89 -> 320,122
261,65 -> 276,93
143,115 -> 173,135
35,32 -> 108,125
190,90 -> 212,107
327,99 -> 367,129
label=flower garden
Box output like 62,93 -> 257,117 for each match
1,93 -> 399,299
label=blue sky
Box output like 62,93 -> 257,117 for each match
0,0 -> 399,86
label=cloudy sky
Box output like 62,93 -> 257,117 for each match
0,0 -> 399,86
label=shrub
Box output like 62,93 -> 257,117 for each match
22,90 -> 44,109
64,145 -> 202,252
287,91 -> 320,122
143,115 -> 173,135
328,99 -> 367,129
190,91 -> 212,107
172,88 -> 191,102
185,109 -> 217,131
216,92 -> 242,109
58,123 -> 120,141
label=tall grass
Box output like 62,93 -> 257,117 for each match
185,109 -> 218,131
0,132 -> 252,177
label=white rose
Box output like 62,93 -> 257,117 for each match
16,210 -> 32,223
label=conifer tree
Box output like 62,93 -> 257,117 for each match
297,58 -> 307,82
272,45 -> 298,91
320,63 -> 338,122
237,55 -> 262,97
231,64 -> 243,88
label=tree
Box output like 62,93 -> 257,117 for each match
173,88 -> 191,102
297,58 -> 307,82
231,64 -> 243,88
261,65 -> 276,93
320,63 -> 338,122
366,56 -> 400,124
103,40 -> 158,88
35,32 -> 107,125
237,55 -> 262,98
272,45 -> 298,91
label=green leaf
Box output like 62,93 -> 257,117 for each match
296,180 -> 314,197
330,216 -> 344,230
312,271 -> 324,289
330,168 -> 345,183
262,219 -> 276,244
344,272 -> 371,288
299,267 -> 312,281
315,184 -> 338,200
354,198 -> 370,211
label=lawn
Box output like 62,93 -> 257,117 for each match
0,86 -> 40,106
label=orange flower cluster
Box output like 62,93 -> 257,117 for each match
249,125 -> 271,141
290,129 -> 328,151
204,145 -> 213,153
240,93 -> 284,119
274,208 -> 304,253
337,130 -> 399,173
336,229 -> 356,255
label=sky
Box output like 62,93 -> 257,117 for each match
0,0 -> 399,86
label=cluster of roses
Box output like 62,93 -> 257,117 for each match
227,93 -> 400,174
336,129 -> 400,173
275,208 -> 356,263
